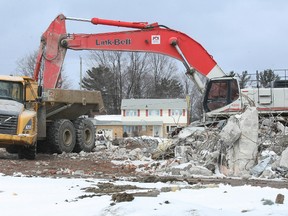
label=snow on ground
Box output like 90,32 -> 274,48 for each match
1,174 -> 287,216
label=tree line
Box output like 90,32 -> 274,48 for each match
15,50 -> 283,118
235,69 -> 280,88
81,51 -> 188,114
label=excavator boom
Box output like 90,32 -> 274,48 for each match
34,14 -> 225,89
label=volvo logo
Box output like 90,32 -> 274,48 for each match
0,116 -> 12,125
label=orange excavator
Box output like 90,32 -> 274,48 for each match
34,14 -> 226,90
36,14 -> 288,120
34,14 -> 247,120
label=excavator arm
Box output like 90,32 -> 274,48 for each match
34,14 -> 226,90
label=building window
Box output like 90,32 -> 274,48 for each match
171,109 -> 183,116
141,125 -> 147,131
148,109 -> 160,116
123,125 -> 141,136
125,109 -> 137,116
166,125 -> 177,133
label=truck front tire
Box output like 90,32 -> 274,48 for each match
18,143 -> 37,160
48,119 -> 76,154
73,118 -> 96,153
6,145 -> 19,154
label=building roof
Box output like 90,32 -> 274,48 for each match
123,121 -> 163,126
94,115 -> 121,121
91,115 -> 122,126
121,98 -> 187,110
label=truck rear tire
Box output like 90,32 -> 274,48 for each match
6,145 -> 19,154
37,140 -> 52,153
18,143 -> 37,160
73,118 -> 95,153
48,119 -> 76,154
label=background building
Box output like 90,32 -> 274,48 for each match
121,98 -> 188,138
92,98 -> 188,139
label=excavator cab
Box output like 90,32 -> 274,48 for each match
203,78 -> 240,113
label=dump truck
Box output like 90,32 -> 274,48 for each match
0,75 -> 104,159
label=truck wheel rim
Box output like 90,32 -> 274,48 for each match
63,129 -> 72,146
84,128 -> 92,143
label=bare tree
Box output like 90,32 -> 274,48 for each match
258,69 -> 280,88
88,51 -> 125,113
146,53 -> 178,98
180,73 -> 193,95
228,71 -> 236,77
16,51 -> 38,77
86,51 -> 184,113
179,72 -> 207,121
124,52 -> 150,98
237,71 -> 251,89
15,50 -> 72,89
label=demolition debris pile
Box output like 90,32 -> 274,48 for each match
93,107 -> 288,180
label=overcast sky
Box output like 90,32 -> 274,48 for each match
1,0 -> 288,88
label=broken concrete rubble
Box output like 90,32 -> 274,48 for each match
166,107 -> 260,177
170,163 -> 213,177
250,156 -> 274,177
91,107 -> 288,180
275,193 -> 285,204
174,146 -> 194,163
276,121 -> 288,135
218,115 -> 241,149
279,147 -> 288,168
128,148 -> 146,160
226,107 -> 259,176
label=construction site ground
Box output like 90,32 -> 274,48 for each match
0,149 -> 287,190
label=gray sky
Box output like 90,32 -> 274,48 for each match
1,0 -> 288,88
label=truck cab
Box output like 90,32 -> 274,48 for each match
0,75 -> 38,159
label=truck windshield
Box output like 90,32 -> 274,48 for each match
0,80 -> 23,103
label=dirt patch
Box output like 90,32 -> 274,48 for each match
0,149 -> 137,178
0,148 -> 287,189
112,192 -> 134,202
84,182 -> 140,194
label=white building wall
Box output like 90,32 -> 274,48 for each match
122,109 -> 187,124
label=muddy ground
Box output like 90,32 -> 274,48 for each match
0,149 -> 287,189
0,149 -> 134,178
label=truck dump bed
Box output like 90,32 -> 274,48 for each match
43,89 -> 105,120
